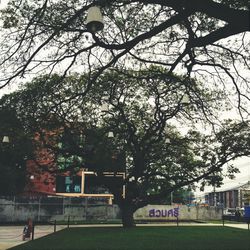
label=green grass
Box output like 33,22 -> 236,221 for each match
10,226 -> 250,250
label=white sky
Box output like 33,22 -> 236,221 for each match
0,0 -> 7,8
0,0 -> 249,196
195,157 -> 250,198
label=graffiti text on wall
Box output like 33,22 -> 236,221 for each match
149,207 -> 179,218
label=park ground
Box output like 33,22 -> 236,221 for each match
0,223 -> 249,250
0,225 -> 67,250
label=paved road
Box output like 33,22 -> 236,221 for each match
0,223 -> 248,250
224,223 -> 249,230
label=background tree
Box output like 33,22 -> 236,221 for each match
1,69 -> 249,227
0,107 -> 33,195
165,188 -> 195,205
0,0 -> 249,118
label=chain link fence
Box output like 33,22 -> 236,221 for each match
0,196 -> 120,224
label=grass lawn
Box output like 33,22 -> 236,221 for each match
10,226 -> 250,250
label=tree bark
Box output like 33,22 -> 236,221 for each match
121,204 -> 136,228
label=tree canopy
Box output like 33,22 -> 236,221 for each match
1,69 -> 250,226
0,0 -> 249,227
0,107 -> 33,195
0,0 -> 249,117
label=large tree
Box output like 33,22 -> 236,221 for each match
84,68 -> 250,226
0,0 -> 249,117
1,69 -> 250,227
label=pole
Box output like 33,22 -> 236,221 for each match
54,220 -> 56,232
213,185 -> 216,207
32,223 -> 35,240
221,203 -> 224,226
38,197 -> 41,222
85,197 -> 88,221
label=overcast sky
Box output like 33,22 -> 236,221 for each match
195,157 -> 250,198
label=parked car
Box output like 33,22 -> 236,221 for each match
224,207 -> 244,216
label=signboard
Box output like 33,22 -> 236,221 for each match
55,170 -> 125,201
149,207 -> 179,218
84,174 -> 124,196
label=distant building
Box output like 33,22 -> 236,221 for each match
23,126 -> 126,204
205,181 -> 250,208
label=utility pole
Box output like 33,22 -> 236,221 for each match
213,185 -> 216,207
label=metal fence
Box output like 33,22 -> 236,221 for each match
0,196 -> 120,223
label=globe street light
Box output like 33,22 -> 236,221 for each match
181,94 -> 190,105
2,136 -> 10,143
108,131 -> 114,138
86,6 -> 104,33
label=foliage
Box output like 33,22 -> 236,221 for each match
0,0 -> 249,118
0,0 -> 249,226
0,107 -> 33,195
165,188 -> 195,205
1,69 -> 250,226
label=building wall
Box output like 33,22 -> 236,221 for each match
25,159 -> 56,195
206,182 -> 250,208
240,189 -> 250,206
0,197 -> 223,223
0,196 -> 119,222
134,205 -> 222,221
24,131 -> 58,195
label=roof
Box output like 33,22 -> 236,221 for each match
207,181 -> 250,194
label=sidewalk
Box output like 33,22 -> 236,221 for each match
224,223 -> 249,230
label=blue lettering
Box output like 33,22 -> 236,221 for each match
149,209 -> 155,217
168,209 -> 173,217
174,207 -> 179,217
148,207 -> 180,218
161,210 -> 167,217
155,210 -> 161,217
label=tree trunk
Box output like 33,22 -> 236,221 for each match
121,204 -> 136,228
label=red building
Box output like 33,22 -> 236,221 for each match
23,128 -> 125,203
24,130 -> 58,195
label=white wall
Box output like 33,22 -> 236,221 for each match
134,205 -> 222,221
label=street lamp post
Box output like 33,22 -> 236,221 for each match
108,131 -> 114,138
2,135 -> 10,143
86,6 -> 104,33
